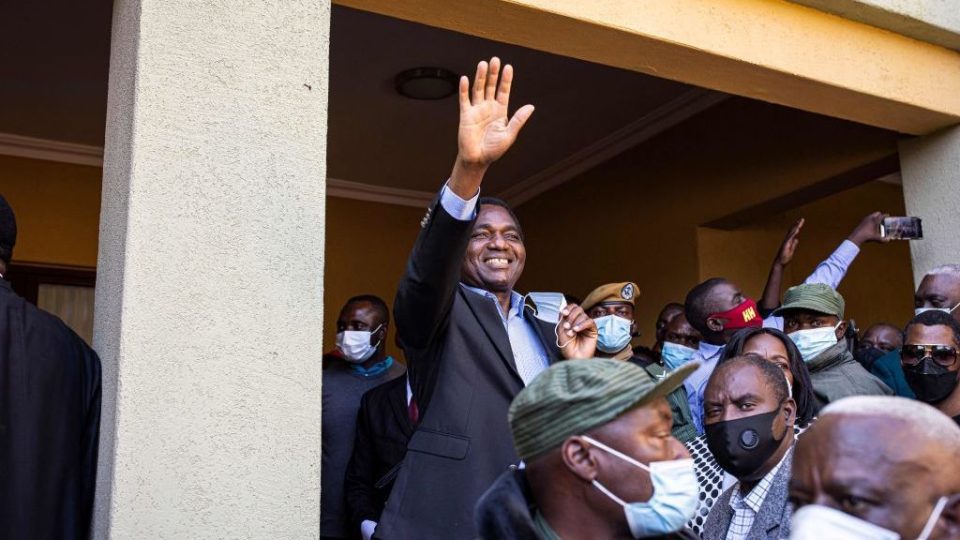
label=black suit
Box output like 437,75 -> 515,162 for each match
376,198 -> 562,539
0,279 -> 101,539
344,375 -> 414,532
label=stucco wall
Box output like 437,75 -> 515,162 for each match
93,0 -> 331,537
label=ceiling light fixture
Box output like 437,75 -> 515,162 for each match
395,67 -> 459,100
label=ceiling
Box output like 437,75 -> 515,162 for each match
0,2 -> 707,200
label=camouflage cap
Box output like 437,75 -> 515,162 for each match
508,358 -> 698,462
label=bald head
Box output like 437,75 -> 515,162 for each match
859,323 -> 903,353
791,397 -> 960,538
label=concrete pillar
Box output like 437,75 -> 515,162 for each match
899,125 -> 960,287
93,0 -> 329,537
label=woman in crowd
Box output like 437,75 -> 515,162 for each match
684,327 -> 818,536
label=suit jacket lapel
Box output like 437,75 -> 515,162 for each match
459,286 -> 521,383
706,489 -> 736,540
387,377 -> 415,439
747,448 -> 794,540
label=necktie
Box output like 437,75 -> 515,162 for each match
408,396 -> 419,425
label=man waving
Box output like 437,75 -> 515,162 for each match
375,57 -> 597,540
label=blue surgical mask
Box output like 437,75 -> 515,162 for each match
525,292 -> 567,324
789,323 -> 841,362
915,301 -> 960,317
595,315 -> 633,354
582,436 -> 698,538
660,341 -> 696,371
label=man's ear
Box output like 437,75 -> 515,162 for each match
835,320 -> 848,340
561,436 -> 600,483
630,319 -> 639,338
706,317 -> 724,333
782,397 -> 797,426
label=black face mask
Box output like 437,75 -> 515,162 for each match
705,408 -> 786,478
904,358 -> 959,403
854,346 -> 886,371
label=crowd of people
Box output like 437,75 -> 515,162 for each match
1,54 -> 959,540
321,57 -> 960,540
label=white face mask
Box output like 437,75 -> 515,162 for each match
336,324 -> 383,363
660,341 -> 697,371
915,301 -> 960,317
526,292 -> 567,324
791,497 -> 949,540
789,322 -> 841,363
581,435 -> 698,538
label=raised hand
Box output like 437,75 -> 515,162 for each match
557,304 -> 598,360
449,57 -> 535,198
848,211 -> 891,246
775,218 -> 805,267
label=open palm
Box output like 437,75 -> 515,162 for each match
457,58 -> 535,167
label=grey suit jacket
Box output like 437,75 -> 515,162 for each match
702,448 -> 794,540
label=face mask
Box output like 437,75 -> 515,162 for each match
915,301 -> 960,317
526,292 -> 567,324
660,341 -> 696,371
709,298 -> 762,332
904,357 -> 960,403
705,408 -> 785,478
854,346 -> 887,371
789,323 -> 841,362
791,496 -> 950,540
581,436 -> 698,538
595,315 -> 633,354
336,324 -> 383,363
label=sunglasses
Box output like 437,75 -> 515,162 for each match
901,344 -> 959,368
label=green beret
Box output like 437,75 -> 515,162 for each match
508,358 -> 698,462
772,282 -> 845,319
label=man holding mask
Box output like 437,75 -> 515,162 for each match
774,283 -> 891,404
584,282 -> 697,442
701,355 -> 797,540
790,396 -> 960,539
901,310 -> 960,425
380,57 -> 597,539
475,358 -> 700,539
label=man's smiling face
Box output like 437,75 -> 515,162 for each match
461,204 -> 526,294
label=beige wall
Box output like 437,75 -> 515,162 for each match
0,155 -> 101,267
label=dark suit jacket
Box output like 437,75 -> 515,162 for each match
344,375 -> 414,531
376,198 -> 563,540
0,279 -> 102,539
702,448 -> 794,540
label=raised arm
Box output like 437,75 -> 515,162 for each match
394,57 -> 535,351
759,218 -> 804,316
803,211 -> 889,288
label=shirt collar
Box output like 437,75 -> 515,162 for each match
699,340 -> 725,359
730,447 -> 791,513
460,283 -> 525,319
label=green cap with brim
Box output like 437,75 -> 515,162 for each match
772,282 -> 845,319
508,358 -> 699,462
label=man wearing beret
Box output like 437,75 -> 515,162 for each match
475,358 -> 700,539
774,283 -> 891,405
0,195 -> 102,539
583,282 -> 698,443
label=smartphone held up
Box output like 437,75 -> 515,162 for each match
880,216 -> 923,240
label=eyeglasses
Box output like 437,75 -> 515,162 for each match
901,344 -> 959,368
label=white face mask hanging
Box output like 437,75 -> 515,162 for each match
525,292 -> 567,325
